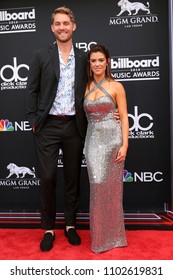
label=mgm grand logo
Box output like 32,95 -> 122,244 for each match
0,163 -> 40,189
110,0 -> 159,27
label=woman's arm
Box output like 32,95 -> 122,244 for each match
114,81 -> 129,162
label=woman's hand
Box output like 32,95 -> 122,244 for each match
114,146 -> 127,163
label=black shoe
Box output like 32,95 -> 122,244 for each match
40,232 -> 55,252
64,228 -> 81,246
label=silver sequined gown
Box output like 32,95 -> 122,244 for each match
83,81 -> 127,253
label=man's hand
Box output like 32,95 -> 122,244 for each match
32,125 -> 36,133
114,108 -> 120,121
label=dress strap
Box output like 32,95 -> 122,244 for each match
94,78 -> 115,104
93,77 -> 107,86
93,78 -> 112,98
85,77 -> 106,98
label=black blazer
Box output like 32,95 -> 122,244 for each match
25,43 -> 88,139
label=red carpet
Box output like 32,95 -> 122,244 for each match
0,229 -> 173,260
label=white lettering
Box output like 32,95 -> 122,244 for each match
128,106 -> 153,132
0,9 -> 35,21
111,56 -> 159,69
134,172 -> 163,182
0,57 -> 29,82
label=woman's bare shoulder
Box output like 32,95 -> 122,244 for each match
109,79 -> 125,93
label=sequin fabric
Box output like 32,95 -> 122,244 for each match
83,85 -> 127,253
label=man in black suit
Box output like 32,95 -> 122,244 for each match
25,6 -> 88,252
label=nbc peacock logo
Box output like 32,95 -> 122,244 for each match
123,169 -> 133,182
0,119 -> 14,131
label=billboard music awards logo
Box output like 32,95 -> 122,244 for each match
0,7 -> 36,34
111,54 -> 160,81
109,0 -> 159,28
0,163 -> 40,189
0,57 -> 29,91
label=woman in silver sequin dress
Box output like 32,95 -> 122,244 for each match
83,44 -> 129,253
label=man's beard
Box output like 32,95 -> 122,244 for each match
55,33 -> 73,43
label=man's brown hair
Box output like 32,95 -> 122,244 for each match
51,6 -> 75,24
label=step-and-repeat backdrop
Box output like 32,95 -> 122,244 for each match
0,0 -> 171,216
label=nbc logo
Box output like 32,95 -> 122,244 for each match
123,170 -> 133,182
0,119 -> 14,131
0,119 -> 31,132
123,170 -> 163,182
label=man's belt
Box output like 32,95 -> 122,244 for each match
48,114 -> 76,121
